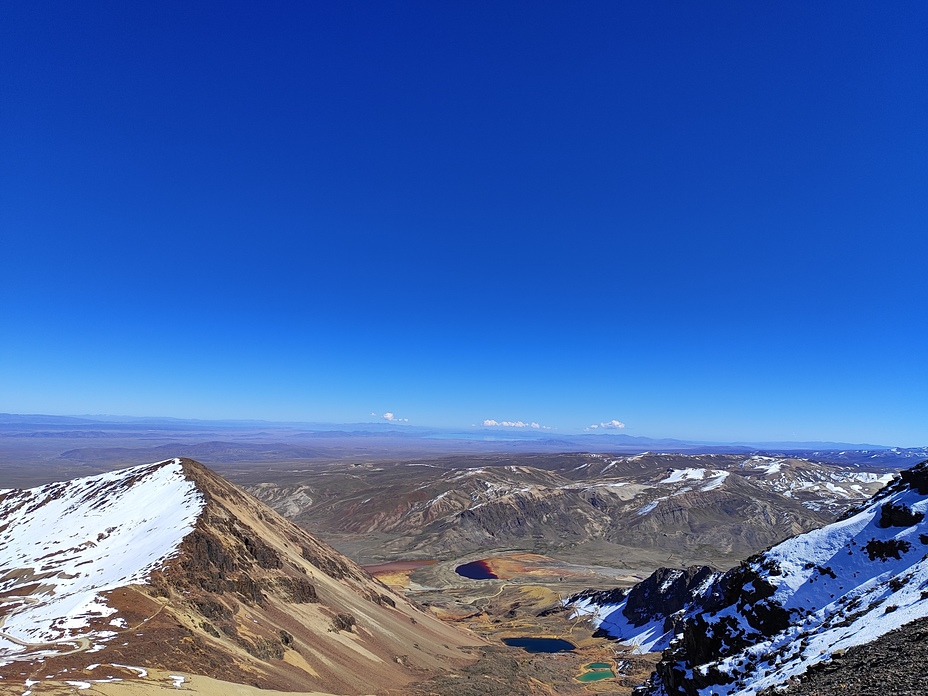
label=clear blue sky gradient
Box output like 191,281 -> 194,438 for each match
2,2 -> 926,444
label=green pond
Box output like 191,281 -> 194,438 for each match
576,662 -> 614,682
576,670 -> 614,682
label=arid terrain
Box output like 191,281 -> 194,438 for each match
0,416 -> 920,695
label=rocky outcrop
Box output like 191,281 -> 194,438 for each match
567,565 -> 723,653
900,461 -> 928,495
635,460 -> 928,696
879,501 -> 924,528
647,557 -> 792,695
623,566 -> 719,628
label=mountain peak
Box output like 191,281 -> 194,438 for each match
0,458 -> 202,653
0,458 -> 479,693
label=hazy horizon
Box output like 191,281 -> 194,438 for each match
1,410 -> 922,450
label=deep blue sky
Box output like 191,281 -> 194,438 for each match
2,1 -> 926,445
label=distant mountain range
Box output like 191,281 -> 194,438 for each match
2,413 -> 925,466
243,452 -> 898,570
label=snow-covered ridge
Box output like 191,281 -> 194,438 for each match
0,459 -> 203,661
636,461 -> 928,695
565,463 -> 928,694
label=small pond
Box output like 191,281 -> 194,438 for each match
502,637 -> 576,653
576,661 -> 615,682
455,560 -> 498,579
576,670 -> 614,682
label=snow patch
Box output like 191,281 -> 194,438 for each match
0,459 -> 204,660
637,498 -> 665,516
701,471 -> 729,491
660,468 -> 707,483
570,597 -> 674,653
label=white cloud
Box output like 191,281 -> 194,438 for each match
600,419 -> 625,429
586,420 -> 625,431
382,412 -> 408,423
484,419 -> 550,429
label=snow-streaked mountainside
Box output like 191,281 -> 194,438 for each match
577,454 -> 895,517
569,461 -> 928,696
567,566 -> 723,653
0,459 -> 202,659
0,458 -> 479,695
246,453 -> 895,569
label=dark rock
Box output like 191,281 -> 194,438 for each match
275,576 -> 318,603
193,596 -> 233,621
864,538 -> 911,561
369,591 -> 395,608
331,612 -> 356,632
569,586 -> 627,606
900,461 -> 928,495
623,566 -> 718,628
234,528 -> 282,569
878,502 -> 924,528
245,637 -> 285,660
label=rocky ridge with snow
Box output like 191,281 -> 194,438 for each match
0,460 -> 203,658
570,460 -> 928,695
568,565 -> 722,653
0,458 -> 479,694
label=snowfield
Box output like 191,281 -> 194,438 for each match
0,459 -> 203,662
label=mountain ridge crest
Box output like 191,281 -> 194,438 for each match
0,458 -> 480,694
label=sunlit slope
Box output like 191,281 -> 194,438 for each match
246,453 -> 893,567
0,459 -> 480,694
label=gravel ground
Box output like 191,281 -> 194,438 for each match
762,616 -> 928,696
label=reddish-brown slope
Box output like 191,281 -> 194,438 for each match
0,459 -> 482,694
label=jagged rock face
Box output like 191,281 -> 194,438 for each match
567,565 -> 723,653
900,462 -> 928,495
623,566 -> 720,629
0,459 -> 479,694
879,501 -> 925,528
632,460 -> 928,696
